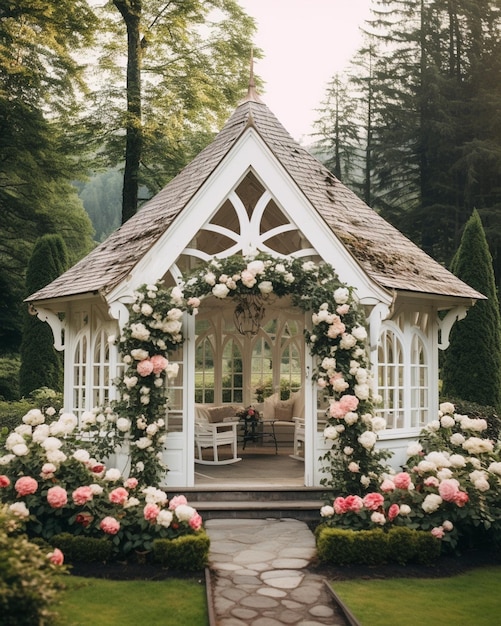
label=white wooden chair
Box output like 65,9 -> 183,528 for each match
293,417 -> 305,457
194,418 -> 241,465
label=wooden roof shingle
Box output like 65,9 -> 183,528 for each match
27,99 -> 483,303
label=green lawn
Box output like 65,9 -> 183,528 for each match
332,565 -> 501,626
54,576 -> 208,626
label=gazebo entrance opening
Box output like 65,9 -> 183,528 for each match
192,295 -> 308,485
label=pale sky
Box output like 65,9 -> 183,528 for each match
238,0 -> 372,142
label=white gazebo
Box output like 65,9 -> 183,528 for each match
27,82 -> 483,487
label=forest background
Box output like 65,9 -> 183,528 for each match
2,0 -> 501,402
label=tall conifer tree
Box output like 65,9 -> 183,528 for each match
19,235 -> 69,397
442,210 -> 501,409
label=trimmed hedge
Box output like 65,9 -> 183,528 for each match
316,526 -> 441,566
50,533 -> 114,563
153,532 -> 210,571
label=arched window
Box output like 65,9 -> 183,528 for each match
195,334 -> 215,403
377,325 -> 404,429
410,332 -> 429,429
92,328 -> 111,408
73,331 -> 88,415
377,314 -> 431,432
222,339 -> 243,404
279,321 -> 302,394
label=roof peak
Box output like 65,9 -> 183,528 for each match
240,49 -> 263,105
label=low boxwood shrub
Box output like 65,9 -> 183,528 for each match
413,531 -> 442,565
51,533 -> 113,563
153,532 -> 210,571
0,506 -> 67,626
316,526 -> 441,566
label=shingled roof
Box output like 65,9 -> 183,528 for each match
27,98 -> 483,304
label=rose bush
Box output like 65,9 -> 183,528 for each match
0,407 -> 204,559
320,403 -> 501,552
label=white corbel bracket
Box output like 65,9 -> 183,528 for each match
34,307 -> 66,351
108,301 -> 131,331
438,306 -> 468,350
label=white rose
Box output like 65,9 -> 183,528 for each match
340,333 -> 357,350
22,409 -> 45,426
439,402 -> 455,415
117,418 -> 131,432
371,416 -> 387,431
258,281 -> 273,294
354,383 -> 370,400
333,287 -> 349,304
141,303 -> 153,316
323,426 -> 339,440
45,449 -> 67,465
73,449 -> 90,462
131,348 -> 149,361
167,308 -> 184,320
399,504 -> 411,516
406,442 -> 422,457
358,431 -> 377,449
15,424 -> 32,436
136,437 -> 153,449
247,260 -> 265,275
104,468 -> 122,481
320,505 -> 334,518
352,326 -> 367,341
440,415 -> 456,428
12,444 -> 29,456
422,494 -> 443,513
9,502 -> 30,518
175,504 -> 196,522
41,437 -> 63,451
212,283 -> 230,298
156,509 -> 174,528
32,424 -> 50,443
5,433 -> 25,450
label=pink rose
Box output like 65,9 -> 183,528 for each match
15,476 -> 38,496
336,304 -> 350,315
137,359 -> 154,377
327,318 -> 346,339
76,512 -> 93,527
454,491 -> 469,507
241,269 -> 256,287
380,478 -> 395,492
100,516 -> 120,535
424,476 -> 440,487
438,478 -> 460,502
144,503 -> 160,521
72,486 -> 94,506
109,487 -> 129,505
329,401 -> 346,419
48,548 -> 64,565
169,494 -> 188,510
393,472 -> 412,490
333,496 -> 347,514
150,355 -> 168,374
47,486 -> 68,508
431,526 -> 445,539
387,503 -> 400,521
363,492 -> 384,511
125,477 -> 138,489
339,395 -> 359,413
189,512 -> 203,531
0,475 -> 10,488
344,495 -> 364,513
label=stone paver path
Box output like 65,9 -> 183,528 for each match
205,518 -> 349,625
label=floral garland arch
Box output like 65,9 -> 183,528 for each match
86,253 -> 391,491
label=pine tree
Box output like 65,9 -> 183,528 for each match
19,235 -> 69,397
442,210 -> 501,409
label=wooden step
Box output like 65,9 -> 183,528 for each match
179,487 -> 326,521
